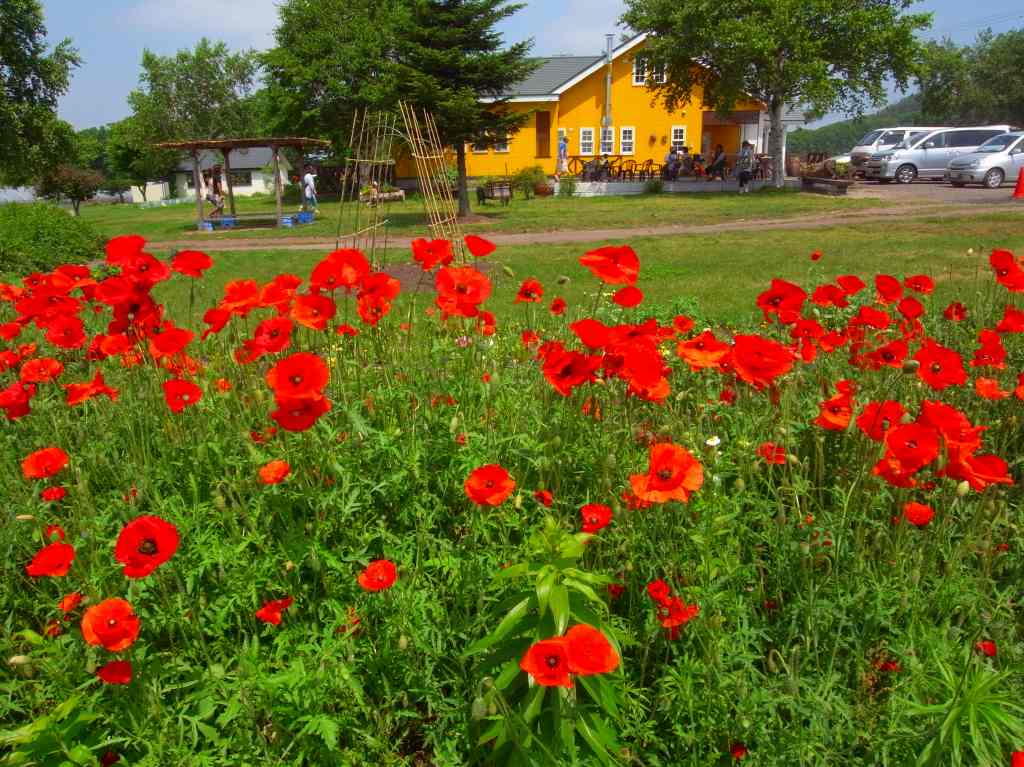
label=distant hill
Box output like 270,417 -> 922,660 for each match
787,95 -> 923,156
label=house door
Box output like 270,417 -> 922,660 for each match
536,111 -> 551,158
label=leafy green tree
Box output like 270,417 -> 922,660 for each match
107,117 -> 180,202
0,0 -> 80,185
918,29 -> 1024,127
394,0 -> 538,216
787,94 -> 923,156
35,165 -> 103,215
621,0 -> 931,186
128,38 -> 261,142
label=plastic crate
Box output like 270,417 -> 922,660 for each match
296,211 -> 314,224
279,216 -> 294,227
220,217 -> 236,228
199,221 -> 214,232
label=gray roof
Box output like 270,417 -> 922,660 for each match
175,147 -> 279,172
501,55 -> 602,97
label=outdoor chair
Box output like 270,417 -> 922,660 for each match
567,157 -> 586,178
619,159 -> 638,181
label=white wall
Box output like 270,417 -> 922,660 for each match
130,182 -> 170,204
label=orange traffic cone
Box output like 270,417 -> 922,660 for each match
1014,168 -> 1024,200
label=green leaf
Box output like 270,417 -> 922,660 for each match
549,586 -> 569,635
522,685 -> 546,724
536,569 -> 556,618
464,596 -> 532,657
578,675 -> 619,719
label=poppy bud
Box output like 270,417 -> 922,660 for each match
550,436 -> 561,449
284,561 -> 295,572
902,359 -> 920,374
7,655 -> 30,667
514,494 -> 523,510
556,275 -> 570,285
213,494 -> 226,510
482,676 -> 494,690
734,478 -> 746,492
967,248 -> 974,256
398,635 -> 409,650
604,453 -> 616,470
786,454 -> 799,466
501,265 -> 515,278
471,697 -> 488,720
956,481 -> 970,497
488,701 -> 497,716
16,514 -> 34,521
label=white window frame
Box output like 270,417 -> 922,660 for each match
671,125 -> 687,152
600,126 -> 615,155
620,126 -> 635,156
633,57 -> 665,86
579,127 -> 595,156
471,141 -> 488,154
493,131 -> 510,153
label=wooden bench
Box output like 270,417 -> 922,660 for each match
801,177 -> 855,196
476,180 -> 512,206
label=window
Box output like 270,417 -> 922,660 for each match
878,130 -> 906,146
228,170 -> 252,187
921,132 -> 947,149
600,127 -> 615,155
494,132 -> 509,153
579,127 -> 595,156
620,126 -> 635,155
471,139 -> 488,154
671,125 -> 687,152
950,129 -> 1003,147
632,57 -> 665,86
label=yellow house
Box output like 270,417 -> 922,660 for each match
444,33 -> 801,180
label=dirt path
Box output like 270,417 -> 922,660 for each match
148,202 -> 1023,253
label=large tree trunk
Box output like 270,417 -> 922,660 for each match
769,98 -> 787,189
71,199 -> 81,216
456,143 -> 470,218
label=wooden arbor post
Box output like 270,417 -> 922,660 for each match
272,144 -> 283,228
221,147 -> 237,217
191,150 -> 204,230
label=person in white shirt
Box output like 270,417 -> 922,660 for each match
302,165 -> 318,213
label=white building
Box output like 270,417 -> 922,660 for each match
163,147 -> 292,202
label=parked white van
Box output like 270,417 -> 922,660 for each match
849,127 -> 945,174
864,126 -> 1015,183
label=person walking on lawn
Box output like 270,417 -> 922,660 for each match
303,164 -> 319,215
555,135 -> 569,182
736,141 -> 755,194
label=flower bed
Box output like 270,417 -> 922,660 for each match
1,231 -> 1022,765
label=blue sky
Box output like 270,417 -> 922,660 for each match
42,0 -> 1024,130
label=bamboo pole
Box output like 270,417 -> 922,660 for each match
221,148 -> 237,217
191,150 -> 204,230
272,144 -> 283,228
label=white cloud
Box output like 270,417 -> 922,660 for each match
529,0 -> 627,56
123,0 -> 280,48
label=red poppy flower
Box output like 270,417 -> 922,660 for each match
435,266 -> 492,317
1014,752 -> 1024,767
850,305 -> 891,330
290,293 -> 336,331
411,238 -> 454,271
990,249 -> 1024,291
311,250 -> 369,292
676,331 -> 730,371
97,660 -> 133,685
464,464 -> 516,506
657,597 -> 700,638
903,502 -> 934,527
756,279 -> 807,323
611,285 -> 644,308
521,330 -> 540,348
730,742 -> 748,760
520,638 -> 573,688
1016,373 -> 1024,401
913,339 -> 967,391
22,447 -> 69,479
579,503 -> 613,533
975,377 -> 1010,400
26,540 -> 75,577
541,344 -> 602,396
943,302 -> 967,321
81,598 -> 140,651
255,596 -> 293,625
647,579 -> 671,604
19,357 -> 63,383
259,460 -> 291,485
810,249 -> 822,262
515,278 -> 544,303
564,624 -> 619,675
867,339 -> 908,370
115,515 -> 180,578
201,308 -> 231,340
171,250 -> 213,278
41,486 -> 67,502
259,273 -> 302,313
549,297 -> 567,315
856,400 -> 906,441
731,334 -> 794,390
885,422 -> 940,472
533,489 -> 553,507
59,592 -> 83,613
105,235 -> 146,265
266,352 -> 329,400
121,252 -> 171,286
995,304 -> 1024,333
64,371 -> 119,406
971,330 -> 1006,369
219,279 -> 261,316
465,234 -> 496,258
974,640 -> 997,657
874,274 -> 902,304
814,391 -> 853,431
673,315 -> 695,334
943,452 -> 1014,492
757,442 -> 786,465
630,442 -> 703,504
43,314 -> 86,349
811,283 -> 849,308
162,379 -> 202,413
270,394 -> 331,432
336,323 -> 359,337
836,274 -> 866,295
897,296 -> 924,320
578,245 -> 640,286
904,274 -> 934,294
358,559 -> 397,592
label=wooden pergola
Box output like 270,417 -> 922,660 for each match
155,137 -> 331,229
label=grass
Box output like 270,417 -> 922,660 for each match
79,188 -> 885,243
153,211 -> 1024,327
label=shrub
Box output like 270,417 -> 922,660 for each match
511,165 -> 549,199
644,178 -> 664,194
0,202 -> 104,276
557,177 -> 577,197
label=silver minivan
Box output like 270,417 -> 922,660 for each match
946,132 -> 1024,188
849,127 -> 944,173
864,126 -> 1015,183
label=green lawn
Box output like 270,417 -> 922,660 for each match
154,211 -> 1024,327
82,188 -> 884,242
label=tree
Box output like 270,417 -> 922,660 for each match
621,0 -> 931,186
107,117 -> 180,202
393,1 -> 538,216
128,39 -> 261,142
918,30 -> 1024,127
36,165 -> 103,216
0,0 -> 80,185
